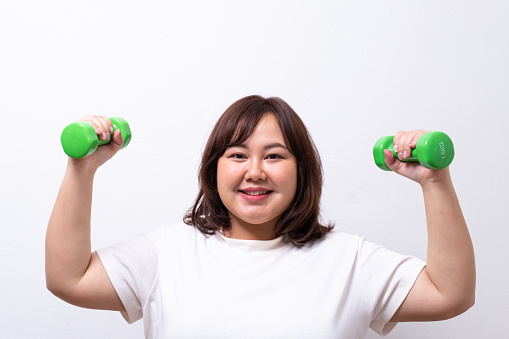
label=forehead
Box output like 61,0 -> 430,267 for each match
228,112 -> 284,146
250,114 -> 283,139
233,114 -> 287,150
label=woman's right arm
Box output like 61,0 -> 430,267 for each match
46,116 -> 125,311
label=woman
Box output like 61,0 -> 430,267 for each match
46,95 -> 475,338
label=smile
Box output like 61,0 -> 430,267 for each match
240,190 -> 271,196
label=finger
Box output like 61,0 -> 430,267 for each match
79,116 -> 103,136
96,116 -> 113,141
394,130 -> 428,161
393,131 -> 411,160
93,129 -> 124,164
80,116 -> 112,141
407,129 -> 427,148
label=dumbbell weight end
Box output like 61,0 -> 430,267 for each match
373,131 -> 454,171
61,117 -> 131,159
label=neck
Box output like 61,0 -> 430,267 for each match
223,216 -> 278,240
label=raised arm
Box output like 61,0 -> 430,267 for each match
385,130 -> 475,321
46,116 -> 125,311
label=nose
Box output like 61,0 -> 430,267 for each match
245,158 -> 267,181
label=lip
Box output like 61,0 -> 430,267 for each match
238,187 -> 273,202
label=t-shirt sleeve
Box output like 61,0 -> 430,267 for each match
96,228 -> 160,324
357,237 -> 426,336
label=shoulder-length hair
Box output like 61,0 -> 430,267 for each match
184,95 -> 333,246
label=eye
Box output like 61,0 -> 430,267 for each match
266,153 -> 284,160
229,153 -> 246,159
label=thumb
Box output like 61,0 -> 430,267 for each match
108,129 -> 124,152
95,130 -> 124,163
103,129 -> 124,154
384,149 -> 401,172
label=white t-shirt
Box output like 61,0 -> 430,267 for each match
97,223 -> 425,339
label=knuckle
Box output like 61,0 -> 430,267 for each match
394,131 -> 405,139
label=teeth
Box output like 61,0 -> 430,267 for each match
243,191 -> 269,196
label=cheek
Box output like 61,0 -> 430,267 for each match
216,158 -> 240,195
216,159 -> 228,194
276,163 -> 298,195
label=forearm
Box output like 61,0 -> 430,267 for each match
421,169 -> 476,306
46,160 -> 97,293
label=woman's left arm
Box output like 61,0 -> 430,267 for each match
385,130 -> 476,322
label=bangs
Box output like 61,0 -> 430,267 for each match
222,105 -> 271,151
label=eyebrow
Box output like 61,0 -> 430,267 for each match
233,143 -> 288,151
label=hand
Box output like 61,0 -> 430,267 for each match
68,116 -> 124,172
383,130 -> 450,186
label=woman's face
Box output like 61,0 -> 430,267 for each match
217,113 -> 298,240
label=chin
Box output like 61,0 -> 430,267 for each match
233,213 -> 279,227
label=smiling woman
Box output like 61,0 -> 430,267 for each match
216,113 -> 299,240
46,95 -> 474,339
184,95 -> 334,244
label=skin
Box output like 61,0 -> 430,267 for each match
46,118 -> 475,322
387,130 -> 475,321
46,116 -> 125,311
217,113 -> 298,240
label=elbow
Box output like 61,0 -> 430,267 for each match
45,259 -> 80,303
459,292 -> 476,315
440,269 -> 477,319
45,266 -> 62,298
46,280 -> 81,307
46,271 -> 91,309
46,277 -> 67,300
46,273 -> 77,304
457,281 -> 476,316
444,291 -> 476,319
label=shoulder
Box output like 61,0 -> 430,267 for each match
309,229 -> 420,266
317,229 -> 402,255
299,228 -> 365,261
321,228 -> 361,242
156,222 -> 206,240
310,228 -> 363,250
151,222 -> 211,252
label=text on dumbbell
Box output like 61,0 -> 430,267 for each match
439,142 -> 447,159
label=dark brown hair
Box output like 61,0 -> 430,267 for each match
184,95 -> 333,245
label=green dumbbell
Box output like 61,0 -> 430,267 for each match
61,117 -> 132,159
373,131 -> 454,171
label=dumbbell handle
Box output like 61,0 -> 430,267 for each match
61,117 -> 131,159
373,131 -> 454,171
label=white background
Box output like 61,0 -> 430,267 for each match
1,1 -> 507,338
